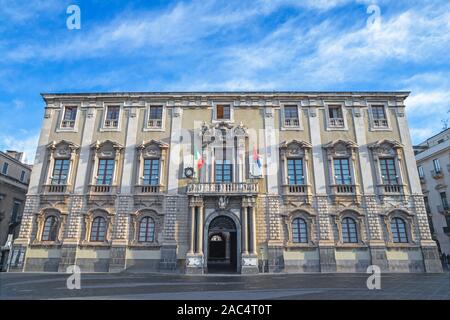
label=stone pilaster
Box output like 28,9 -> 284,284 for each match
161,195 -> 181,272
315,196 -> 336,272
266,196 -> 284,272
411,195 -> 443,272
108,195 -> 132,272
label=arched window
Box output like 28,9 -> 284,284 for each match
391,217 -> 408,243
342,217 -> 358,243
292,217 -> 308,243
42,216 -> 58,241
138,217 -> 155,242
90,216 -> 107,242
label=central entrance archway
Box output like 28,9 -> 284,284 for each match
206,215 -> 238,273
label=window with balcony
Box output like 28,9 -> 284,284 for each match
379,158 -> 398,185
147,106 -> 163,129
433,159 -> 441,174
440,192 -> 449,210
287,159 -> 304,185
96,159 -> 114,185
334,158 -> 352,185
52,159 -> 70,185
216,104 -> 231,121
41,216 -> 58,241
90,216 -> 107,242
283,105 -> 300,127
143,159 -> 160,185
1,162 -> 8,175
61,106 -> 77,129
328,105 -> 344,128
390,217 -> 408,243
371,105 -> 388,128
215,160 -> 232,183
104,106 -> 120,128
342,217 -> 358,243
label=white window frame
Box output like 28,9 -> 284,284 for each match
100,103 -> 123,132
212,101 -> 234,123
324,102 -> 348,131
280,103 -> 302,130
144,103 -> 166,131
57,104 -> 80,132
368,102 -> 392,131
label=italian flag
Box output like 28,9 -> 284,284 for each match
195,146 -> 204,170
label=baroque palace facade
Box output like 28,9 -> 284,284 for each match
9,91 -> 443,273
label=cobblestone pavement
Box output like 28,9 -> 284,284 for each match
1,272 -> 449,300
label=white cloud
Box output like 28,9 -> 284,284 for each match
0,132 -> 39,165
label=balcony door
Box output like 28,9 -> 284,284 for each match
214,146 -> 234,183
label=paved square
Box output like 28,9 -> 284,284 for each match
1,272 -> 449,300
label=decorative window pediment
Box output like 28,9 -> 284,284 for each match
137,140 -> 169,158
368,139 -> 403,157
280,140 -> 312,158
324,140 -> 358,158
47,140 -> 79,158
91,140 -> 123,157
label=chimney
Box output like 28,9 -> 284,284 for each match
6,150 -> 23,162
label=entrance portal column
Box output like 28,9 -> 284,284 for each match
188,205 -> 195,254
185,196 -> 204,274
241,196 -> 259,274
197,205 -> 204,254
242,206 -> 249,255
250,207 -> 257,255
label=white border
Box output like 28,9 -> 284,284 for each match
368,102 -> 392,131
100,103 -> 123,132
56,103 -> 81,132
144,103 -> 166,132
280,102 -> 303,130
324,101 -> 348,131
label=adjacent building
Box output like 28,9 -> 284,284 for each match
414,128 -> 450,262
9,91 -> 442,274
0,150 -> 31,271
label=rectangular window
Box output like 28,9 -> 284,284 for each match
284,106 -> 299,127
433,159 -> 441,173
333,158 -> 351,185
440,192 -> 448,210
424,196 -> 431,214
216,105 -> 231,120
61,106 -> 77,128
143,159 -> 160,185
328,105 -> 344,127
11,201 -> 21,223
379,158 -> 398,185
52,159 -> 70,185
287,159 -> 304,185
104,106 -> 120,128
418,165 -> 424,178
148,106 -> 163,128
1,162 -> 9,175
215,160 -> 232,183
96,159 -> 114,185
20,170 -> 25,182
372,105 -> 388,127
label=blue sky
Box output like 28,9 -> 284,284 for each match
0,0 -> 449,163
